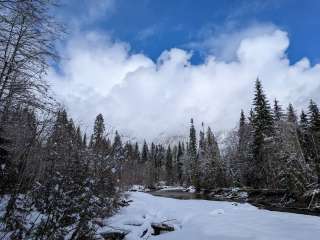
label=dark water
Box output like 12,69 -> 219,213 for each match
150,191 -> 212,200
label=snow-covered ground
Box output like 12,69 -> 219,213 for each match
101,192 -> 320,240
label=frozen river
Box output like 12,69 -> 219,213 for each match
100,192 -> 320,240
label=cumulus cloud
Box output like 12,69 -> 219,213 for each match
48,27 -> 320,141
187,23 -> 278,61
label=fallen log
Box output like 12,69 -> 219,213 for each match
151,222 -> 174,235
118,199 -> 133,207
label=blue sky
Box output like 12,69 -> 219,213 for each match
50,0 -> 320,140
59,0 -> 320,64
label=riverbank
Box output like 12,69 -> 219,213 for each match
149,187 -> 320,216
99,192 -> 320,240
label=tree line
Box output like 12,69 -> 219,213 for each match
112,79 -> 320,200
1,0 -> 320,239
0,0 -> 120,238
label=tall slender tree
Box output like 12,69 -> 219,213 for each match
189,118 -> 199,190
287,103 -> 298,124
274,99 -> 284,121
251,78 -> 274,187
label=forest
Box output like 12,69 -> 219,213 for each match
0,0 -> 320,239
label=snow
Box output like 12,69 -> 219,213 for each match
103,192 -> 320,240
129,185 -> 146,192
158,186 -> 186,191
185,186 -> 196,193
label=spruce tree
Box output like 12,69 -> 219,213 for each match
298,110 -> 313,163
149,142 -> 157,185
308,100 -> 320,183
237,110 -> 251,185
134,142 -> 140,161
82,133 -> 87,147
91,114 -> 106,152
248,108 -> 255,124
111,131 -> 124,180
308,100 -> 320,134
251,78 -> 274,188
273,99 -> 284,121
189,118 -> 199,190
165,145 -> 173,185
287,103 -> 298,124
299,110 -> 309,130
141,140 -> 149,163
176,142 -> 183,184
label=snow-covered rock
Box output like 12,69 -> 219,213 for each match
185,186 -> 196,193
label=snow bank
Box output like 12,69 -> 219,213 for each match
158,186 -> 186,192
102,192 -> 320,240
128,185 -> 146,192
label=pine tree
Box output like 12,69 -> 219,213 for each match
287,103 -> 298,124
111,131 -> 124,180
75,126 -> 83,147
83,133 -> 87,147
141,140 -> 149,163
248,108 -> 255,124
148,142 -> 157,185
165,145 -> 173,185
189,118 -> 199,190
298,110 -> 313,163
236,110 -> 251,185
308,100 -> 320,134
134,142 -> 140,161
206,127 -> 225,188
91,114 -> 106,152
274,99 -> 284,121
308,100 -> 320,183
251,78 -> 274,188
176,142 -> 183,184
131,142 -> 140,184
299,110 -> 309,130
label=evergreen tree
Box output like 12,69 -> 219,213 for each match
299,110 -> 309,130
165,145 -> 173,185
251,79 -> 274,187
148,142 -> 157,185
141,140 -> 149,163
75,126 -> 83,147
134,142 -> 140,161
308,100 -> 320,134
176,142 -> 183,184
308,100 -> 320,183
91,114 -> 106,152
236,110 -> 252,185
111,131 -> 124,180
287,103 -> 298,124
248,108 -> 255,124
82,133 -> 87,147
298,110 -> 314,163
189,118 -> 199,190
274,99 -> 284,121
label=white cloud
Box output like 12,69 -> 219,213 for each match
187,23 -> 278,61
48,27 -> 320,141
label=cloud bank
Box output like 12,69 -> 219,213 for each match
48,27 -> 320,141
